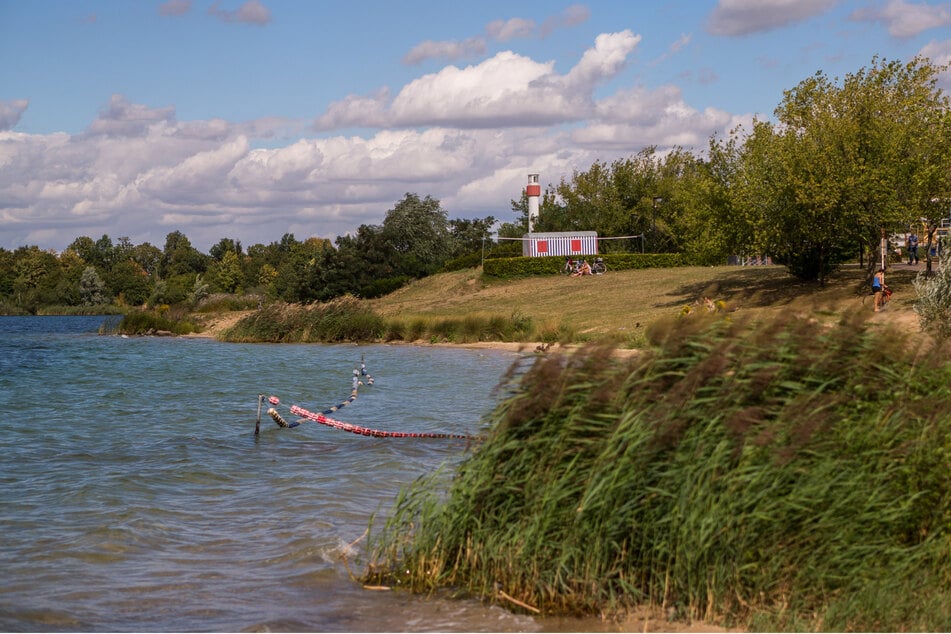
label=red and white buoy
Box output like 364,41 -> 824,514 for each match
526,173 -> 540,233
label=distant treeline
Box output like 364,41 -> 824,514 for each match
0,193 -> 506,314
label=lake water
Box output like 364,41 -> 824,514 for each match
0,315 -> 552,632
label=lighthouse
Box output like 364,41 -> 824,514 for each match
526,173 -> 540,233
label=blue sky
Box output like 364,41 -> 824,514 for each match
2,0 -> 950,252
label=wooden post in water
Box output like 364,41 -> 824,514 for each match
255,394 -> 263,436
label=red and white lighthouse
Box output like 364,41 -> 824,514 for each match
526,173 -> 541,233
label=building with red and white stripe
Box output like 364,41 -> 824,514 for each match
522,231 -> 599,257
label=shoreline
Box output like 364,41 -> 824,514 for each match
186,321 -> 643,357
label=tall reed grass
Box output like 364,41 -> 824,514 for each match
223,301 -> 539,344
221,296 -> 385,343
363,312 -> 951,631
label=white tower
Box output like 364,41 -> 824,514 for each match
526,173 -> 540,233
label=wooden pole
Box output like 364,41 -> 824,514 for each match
255,394 -> 263,436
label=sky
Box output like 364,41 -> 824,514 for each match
1,0 -> 950,253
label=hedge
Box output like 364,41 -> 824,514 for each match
482,253 -> 685,278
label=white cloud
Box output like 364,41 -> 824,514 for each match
850,0 -> 951,38
323,31 -> 641,130
0,99 -> 29,131
563,31 -> 641,91
707,0 -> 837,36
581,85 -> 751,149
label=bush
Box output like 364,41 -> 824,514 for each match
483,253 -> 684,278
360,276 -> 411,299
914,250 -> 951,339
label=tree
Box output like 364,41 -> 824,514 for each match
207,250 -> 244,294
209,238 -> 243,261
109,259 -> 152,306
735,56 -> 951,283
12,246 -> 63,310
448,216 -> 497,258
380,193 -> 452,277
131,242 -> 162,277
160,231 -> 207,278
79,266 -> 106,306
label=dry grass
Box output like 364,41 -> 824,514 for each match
368,264 -> 927,347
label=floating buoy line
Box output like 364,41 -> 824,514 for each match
254,356 -> 477,440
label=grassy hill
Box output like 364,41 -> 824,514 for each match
368,263 -> 926,348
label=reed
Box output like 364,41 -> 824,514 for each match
117,308 -> 197,334
363,312 -> 951,631
221,296 -> 385,342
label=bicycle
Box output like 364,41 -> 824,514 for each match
592,257 -> 607,274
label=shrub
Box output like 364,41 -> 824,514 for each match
483,253 -> 684,278
914,250 -> 951,339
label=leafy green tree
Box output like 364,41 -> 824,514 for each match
160,231 -> 207,278
109,259 -> 152,306
94,234 -> 116,271
683,131 -> 752,265
207,250 -> 245,293
67,236 -> 99,267
380,193 -> 452,277
0,248 -> 14,300
12,246 -> 63,310
737,56 -> 951,283
79,266 -> 106,305
554,159 -> 626,235
547,148 -> 686,253
209,238 -> 243,261
448,216 -> 497,258
131,242 -> 162,276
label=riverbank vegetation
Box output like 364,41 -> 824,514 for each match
361,312 -> 951,631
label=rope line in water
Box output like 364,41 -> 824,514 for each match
258,358 -> 476,439
287,403 -> 474,439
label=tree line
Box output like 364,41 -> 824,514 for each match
2,56 -> 949,313
0,193 -> 499,313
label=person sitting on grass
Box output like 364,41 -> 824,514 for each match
571,259 -> 592,277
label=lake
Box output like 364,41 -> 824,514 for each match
0,315 -> 551,632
